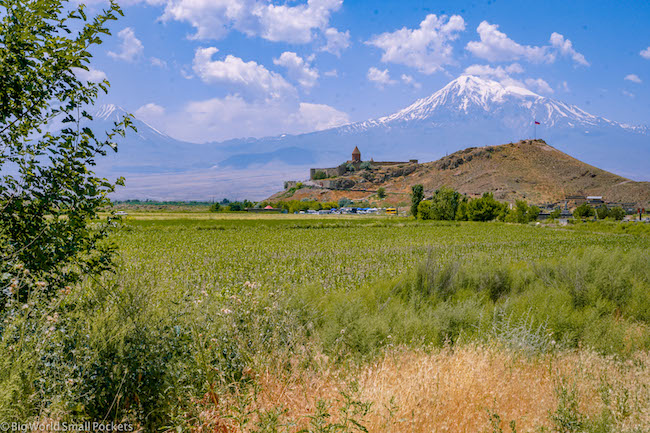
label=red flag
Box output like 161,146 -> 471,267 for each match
534,121 -> 540,125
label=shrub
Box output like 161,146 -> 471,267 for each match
313,170 -> 327,180
210,203 -> 221,212
609,207 -> 626,220
339,197 -> 352,208
359,161 -> 371,170
505,200 -> 540,223
377,187 -> 387,199
574,203 -> 595,219
596,205 -> 609,220
466,193 -> 508,221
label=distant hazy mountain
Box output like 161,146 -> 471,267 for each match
90,76 -> 649,200
219,75 -> 649,179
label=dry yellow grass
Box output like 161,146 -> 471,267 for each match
194,345 -> 650,432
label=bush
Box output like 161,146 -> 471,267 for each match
377,187 -> 387,199
417,200 -> 432,220
609,207 -> 625,221
313,171 -> 327,180
421,187 -> 462,220
464,193 -> 508,221
359,161 -> 371,170
505,200 -> 540,223
574,203 -> 595,219
338,197 -> 352,208
596,205 -> 609,220
210,203 -> 221,212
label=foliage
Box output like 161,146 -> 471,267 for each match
550,208 -> 562,219
574,203 -> 595,219
377,187 -> 386,199
338,197 -> 353,208
345,162 -> 356,172
0,0 -> 132,422
0,0 -> 133,306
210,202 -> 221,212
410,184 -> 424,217
505,200 -> 540,223
596,205 -> 610,220
359,161 -> 371,170
609,207 -> 626,221
313,170 -> 328,180
458,193 -> 508,222
418,187 -> 462,220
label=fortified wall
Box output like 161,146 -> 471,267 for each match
308,146 -> 418,181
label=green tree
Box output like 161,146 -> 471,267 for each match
339,197 -> 352,208
210,202 -> 221,212
466,193 -> 507,222
410,184 -> 424,217
550,208 -> 562,219
506,200 -> 540,223
428,186 -> 462,220
1,0 -> 132,306
417,200 -> 432,220
573,203 -> 595,219
596,205 -> 609,220
313,170 -> 327,180
377,187 -> 387,199
609,207 -> 626,221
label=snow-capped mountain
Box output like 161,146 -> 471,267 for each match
346,75 -> 645,133
89,76 -> 649,199
218,75 -> 648,181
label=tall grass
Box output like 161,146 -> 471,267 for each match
1,219 -> 649,430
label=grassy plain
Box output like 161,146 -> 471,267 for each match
87,214 -> 649,431
7,214 -> 649,432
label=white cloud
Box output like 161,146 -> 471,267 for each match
622,90 -> 635,98
289,102 -> 350,131
641,47 -> 650,59
549,32 -> 589,66
161,95 -> 348,142
321,27 -> 350,56
161,0 -> 342,44
466,22 -> 588,66
192,47 -> 295,100
625,74 -> 642,84
366,14 -> 465,74
135,103 -> 166,119
324,69 -> 338,77
72,67 -> 107,82
463,64 -> 552,94
367,67 -> 396,87
524,78 -> 553,94
273,52 -> 319,89
466,21 -> 552,63
463,63 -> 524,80
400,74 -> 421,89
107,27 -> 144,62
150,57 -> 168,68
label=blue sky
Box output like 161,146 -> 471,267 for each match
80,0 -> 650,143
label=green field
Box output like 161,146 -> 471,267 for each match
4,215 -> 650,431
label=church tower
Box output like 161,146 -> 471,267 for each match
352,146 -> 361,162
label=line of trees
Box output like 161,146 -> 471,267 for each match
412,186 -> 540,223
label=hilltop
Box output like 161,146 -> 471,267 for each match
268,139 -> 650,207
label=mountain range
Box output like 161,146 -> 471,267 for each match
88,75 -> 649,200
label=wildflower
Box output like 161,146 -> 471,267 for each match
220,308 -> 232,315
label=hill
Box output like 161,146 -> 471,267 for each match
268,139 -> 650,207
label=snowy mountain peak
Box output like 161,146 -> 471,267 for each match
93,104 -> 129,121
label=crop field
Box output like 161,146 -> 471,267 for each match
72,215 -> 648,432
112,216 -> 648,294
5,215 -> 650,432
